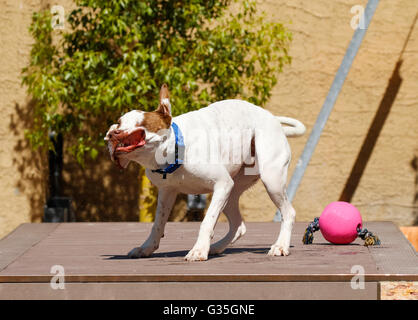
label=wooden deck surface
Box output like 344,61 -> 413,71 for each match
0,222 -> 416,299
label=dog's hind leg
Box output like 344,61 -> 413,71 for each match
261,162 -> 295,256
265,184 -> 295,256
255,126 -> 296,256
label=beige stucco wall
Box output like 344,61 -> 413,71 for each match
1,0 -> 417,238
0,0 -> 47,239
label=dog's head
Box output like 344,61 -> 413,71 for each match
105,84 -> 172,169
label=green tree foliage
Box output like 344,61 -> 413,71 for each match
22,0 -> 292,164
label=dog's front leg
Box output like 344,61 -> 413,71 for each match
185,179 -> 234,261
128,188 -> 177,258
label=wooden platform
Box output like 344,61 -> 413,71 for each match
0,222 -> 416,300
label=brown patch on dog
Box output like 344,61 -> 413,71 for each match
159,83 -> 170,101
157,84 -> 171,116
139,84 -> 172,132
156,103 -> 170,116
138,84 -> 172,132
142,111 -> 171,132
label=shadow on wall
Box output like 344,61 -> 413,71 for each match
10,101 -> 48,222
10,100 -> 141,222
61,150 -> 141,222
339,59 -> 403,202
340,11 -> 418,205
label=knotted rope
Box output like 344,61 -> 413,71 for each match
356,226 -> 381,246
302,217 -> 381,246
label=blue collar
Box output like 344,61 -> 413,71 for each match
152,122 -> 184,179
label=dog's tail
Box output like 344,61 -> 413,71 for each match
276,116 -> 306,137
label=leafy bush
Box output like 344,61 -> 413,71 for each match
22,0 -> 292,163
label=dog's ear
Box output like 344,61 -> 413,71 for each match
156,84 -> 171,116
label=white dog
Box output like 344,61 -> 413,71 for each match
105,84 -> 305,261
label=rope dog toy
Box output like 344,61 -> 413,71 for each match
303,201 -> 380,246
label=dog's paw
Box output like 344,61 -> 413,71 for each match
268,244 -> 290,257
127,246 -> 153,259
184,248 -> 208,261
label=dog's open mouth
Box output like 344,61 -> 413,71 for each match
110,129 -> 146,169
114,129 -> 146,155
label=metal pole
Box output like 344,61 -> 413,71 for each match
274,0 -> 380,221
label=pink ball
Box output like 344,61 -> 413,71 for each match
319,201 -> 362,244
